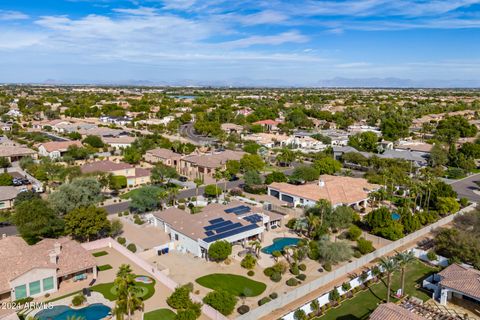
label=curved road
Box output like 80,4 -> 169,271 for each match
180,123 -> 217,146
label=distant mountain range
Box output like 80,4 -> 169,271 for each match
22,77 -> 480,88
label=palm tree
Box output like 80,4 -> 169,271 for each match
395,251 -> 415,296
114,264 -> 144,320
306,213 -> 320,238
213,169 -> 223,202
310,299 -> 320,316
158,190 -> 169,210
169,186 -> 179,206
193,178 -> 203,206
249,240 -> 262,258
379,257 -> 398,303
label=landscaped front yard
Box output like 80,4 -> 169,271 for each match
318,260 -> 437,320
144,308 -> 176,320
91,275 -> 156,301
196,273 -> 266,297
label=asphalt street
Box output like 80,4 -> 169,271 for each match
448,173 -> 480,203
180,123 -> 217,145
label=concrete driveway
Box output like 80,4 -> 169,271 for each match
448,173 -> 480,202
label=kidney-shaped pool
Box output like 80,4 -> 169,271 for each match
36,303 -> 111,320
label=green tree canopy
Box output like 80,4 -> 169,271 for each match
13,199 -> 64,244
49,177 -> 102,215
64,206 -> 111,242
208,240 -> 232,261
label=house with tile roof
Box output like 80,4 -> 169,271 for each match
80,160 -> 150,187
0,187 -> 19,210
369,303 -> 427,320
0,237 -> 97,301
0,145 -> 37,162
38,140 -> 83,159
144,148 -> 182,168
179,150 -> 245,180
425,263 -> 480,307
267,175 -> 380,209
152,201 -> 283,258
252,119 -> 282,132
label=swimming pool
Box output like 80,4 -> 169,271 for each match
135,276 -> 153,284
35,303 -> 111,320
261,237 -> 301,254
391,212 -> 401,221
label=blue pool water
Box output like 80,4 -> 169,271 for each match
391,212 -> 401,221
261,237 -> 301,254
36,303 -> 111,320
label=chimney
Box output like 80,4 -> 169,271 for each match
49,251 -> 58,264
54,242 -> 62,254
318,179 -> 325,187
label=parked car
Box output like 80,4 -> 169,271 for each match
229,175 -> 239,181
178,176 -> 188,182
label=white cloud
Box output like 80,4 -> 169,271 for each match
222,31 -> 308,48
0,10 -> 29,21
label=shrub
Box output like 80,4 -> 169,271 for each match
127,243 -> 137,253
296,274 -> 307,281
286,278 -> 299,286
167,286 -> 191,309
72,294 -> 86,306
270,272 -> 282,282
258,297 -> 271,306
237,305 -> 250,315
353,250 -> 362,258
459,197 -> 469,207
247,270 -> 255,277
323,263 -> 332,272
208,240 -> 232,262
178,204 -> 186,210
269,292 -> 278,299
264,267 -> 274,277
272,261 -> 288,274
203,290 -> 237,316
427,250 -> 438,261
347,225 -> 362,240
290,264 -> 300,276
117,237 -> 126,245
134,215 -> 144,225
241,254 -> 257,270
286,218 -> 297,229
342,282 -> 351,292
293,309 -> 307,320
329,288 -> 340,302
298,263 -> 307,271
14,297 -> 33,305
357,237 -> 375,254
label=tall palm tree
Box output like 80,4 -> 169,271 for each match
379,257 -> 398,303
169,186 -> 179,206
306,213 -> 320,238
213,169 -> 223,202
193,178 -> 203,206
114,264 -> 144,320
395,251 -> 415,296
310,299 -> 320,316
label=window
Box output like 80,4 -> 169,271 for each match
14,285 -> 27,300
174,234 -> 179,241
29,280 -> 41,296
43,277 -> 54,291
0,202 -> 5,208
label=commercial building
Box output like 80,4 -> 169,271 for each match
0,237 -> 97,301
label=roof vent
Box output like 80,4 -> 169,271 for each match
318,179 -> 325,187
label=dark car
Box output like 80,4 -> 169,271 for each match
178,176 -> 188,182
229,175 -> 239,181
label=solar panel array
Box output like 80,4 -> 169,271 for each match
243,214 -> 263,224
203,223 -> 259,243
224,205 -> 251,215
204,220 -> 232,231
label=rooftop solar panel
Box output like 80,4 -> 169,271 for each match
205,231 -> 214,236
214,222 -> 243,234
203,223 -> 260,243
204,220 -> 232,231
209,218 -> 224,224
244,214 -> 262,224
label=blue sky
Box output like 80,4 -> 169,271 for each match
1,0 -> 480,86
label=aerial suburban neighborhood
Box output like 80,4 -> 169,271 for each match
0,85 -> 480,320
1,1 -> 480,320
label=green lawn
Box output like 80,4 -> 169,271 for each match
91,275 -> 156,301
318,260 -> 437,320
93,251 -> 109,257
144,309 -> 176,320
120,189 -> 142,199
196,273 -> 266,297
98,264 -> 113,271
